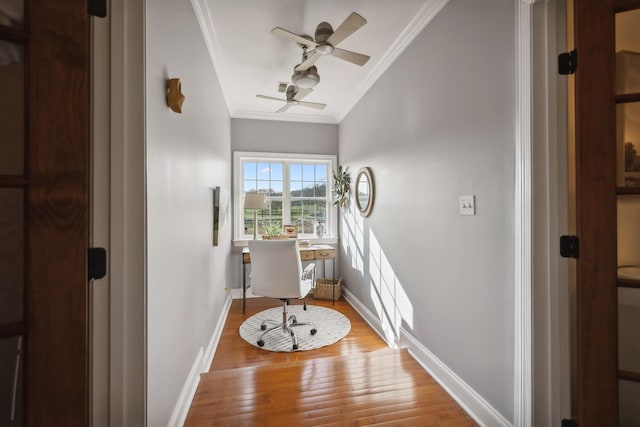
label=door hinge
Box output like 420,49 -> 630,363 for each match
560,235 -> 580,258
88,247 -> 107,281
558,49 -> 577,75
562,419 -> 578,427
88,0 -> 107,17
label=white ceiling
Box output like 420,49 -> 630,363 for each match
194,0 -> 449,124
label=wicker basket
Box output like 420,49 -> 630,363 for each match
313,277 -> 342,300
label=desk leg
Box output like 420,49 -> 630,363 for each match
242,262 -> 246,314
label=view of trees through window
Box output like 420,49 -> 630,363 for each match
242,160 -> 330,237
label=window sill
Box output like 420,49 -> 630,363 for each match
233,237 -> 339,247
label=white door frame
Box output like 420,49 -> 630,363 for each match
516,0 -> 571,425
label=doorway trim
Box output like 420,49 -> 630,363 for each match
515,1 -> 535,424
517,0 -> 572,425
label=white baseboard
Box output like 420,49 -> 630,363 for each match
400,330 -> 512,427
342,287 -> 395,348
167,293 -> 233,427
203,294 -> 233,371
342,287 -> 511,427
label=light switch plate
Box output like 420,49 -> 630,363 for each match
459,195 -> 475,215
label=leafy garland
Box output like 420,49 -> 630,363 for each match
332,165 -> 351,207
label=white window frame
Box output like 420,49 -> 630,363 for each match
233,151 -> 338,244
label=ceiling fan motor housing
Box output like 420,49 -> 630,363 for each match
315,22 -> 333,43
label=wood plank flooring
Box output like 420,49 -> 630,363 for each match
185,297 -> 477,426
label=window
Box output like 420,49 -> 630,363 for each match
234,152 -> 337,241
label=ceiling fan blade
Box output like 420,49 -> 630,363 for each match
256,94 -> 286,102
298,101 -> 326,110
331,47 -> 370,66
293,88 -> 313,101
294,51 -> 322,71
276,103 -> 292,113
327,12 -> 367,46
271,27 -> 318,48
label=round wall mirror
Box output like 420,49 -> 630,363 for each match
355,167 -> 374,217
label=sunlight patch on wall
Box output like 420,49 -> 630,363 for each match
341,204 -> 364,276
369,229 -> 414,347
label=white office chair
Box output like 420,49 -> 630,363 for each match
248,239 -> 317,350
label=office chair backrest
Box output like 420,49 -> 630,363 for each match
248,240 -> 305,299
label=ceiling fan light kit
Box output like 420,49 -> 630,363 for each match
257,12 -> 370,113
291,65 -> 320,88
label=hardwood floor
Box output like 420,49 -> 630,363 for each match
185,297 -> 477,426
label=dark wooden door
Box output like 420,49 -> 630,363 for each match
573,0 -> 640,425
0,1 -> 90,425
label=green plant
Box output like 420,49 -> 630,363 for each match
332,165 -> 351,207
261,221 -> 282,236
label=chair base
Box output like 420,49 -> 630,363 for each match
257,299 -> 317,350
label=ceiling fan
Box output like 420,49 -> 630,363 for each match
272,12 -> 371,72
256,85 -> 326,113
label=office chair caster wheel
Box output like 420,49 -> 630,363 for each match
310,329 -> 317,335
293,344 -> 299,350
260,324 -> 266,330
257,339 -> 265,347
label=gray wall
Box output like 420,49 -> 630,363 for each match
338,0 -> 515,421
146,1 -> 232,425
231,118 -> 338,155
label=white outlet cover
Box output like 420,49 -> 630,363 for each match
459,195 -> 475,215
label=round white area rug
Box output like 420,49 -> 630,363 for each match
239,304 -> 351,352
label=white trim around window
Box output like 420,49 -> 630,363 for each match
233,151 -> 338,245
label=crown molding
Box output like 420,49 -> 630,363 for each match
191,0 -> 234,115
232,110 -> 338,125
335,0 -> 451,123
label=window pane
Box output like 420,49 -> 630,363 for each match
244,182 -> 256,193
616,10 -> 640,95
0,189 -> 23,324
0,336 -> 23,426
256,180 -> 271,194
270,163 -> 283,180
315,182 -> 327,197
617,102 -> 640,187
258,200 -> 282,236
618,199 -> 640,269
302,164 -> 314,180
316,164 -> 327,181
290,200 -> 307,234
243,162 -> 257,180
290,180 -> 302,196
290,200 -> 328,236
0,0 -> 24,29
243,209 -> 257,236
290,164 -> 302,181
0,40 -> 24,175
620,379 -> 640,427
270,181 -> 283,196
619,287 -> 640,373
267,200 -> 283,218
257,163 -> 270,180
